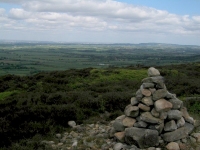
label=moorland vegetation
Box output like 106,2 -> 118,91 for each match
0,63 -> 200,149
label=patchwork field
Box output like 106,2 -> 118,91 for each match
0,43 -> 200,76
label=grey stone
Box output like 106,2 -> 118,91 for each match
70,131 -> 78,138
141,96 -> 154,106
163,127 -> 188,142
167,110 -> 182,120
136,116 -> 141,122
180,107 -> 194,124
191,133 -> 200,142
165,92 -> 176,99
136,89 -> 143,101
166,142 -> 180,150
48,141 -> 55,144
181,138 -> 187,143
155,123 -> 164,134
57,143 -> 63,146
156,82 -> 166,89
113,120 -> 125,132
177,117 -> 185,128
143,130 -> 159,148
184,122 -> 194,135
138,103 -> 151,112
72,140 -> 78,148
147,147 -> 156,150
169,98 -> 183,109
142,83 -> 155,89
115,115 -> 126,121
153,89 -> 168,101
141,86 -> 152,97
151,108 -> 160,118
125,127 -> 159,148
140,112 -> 162,124
142,76 -> 164,84
148,67 -> 160,77
114,132 -> 125,142
194,119 -> 200,127
55,133 -> 62,139
109,127 -> 116,138
122,117 -> 136,127
190,136 -> 196,143
186,117 -> 194,124
154,99 -> 172,112
134,121 -> 148,128
149,123 -> 164,134
124,104 -> 139,118
131,97 -> 139,106
164,120 -> 177,132
113,143 -> 124,150
159,111 -> 168,119
149,88 -> 156,94
68,121 -> 76,128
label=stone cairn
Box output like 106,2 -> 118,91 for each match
112,67 -> 195,149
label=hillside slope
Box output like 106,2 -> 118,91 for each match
0,63 -> 200,148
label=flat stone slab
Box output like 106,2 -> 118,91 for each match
163,127 -> 188,142
140,112 -> 162,124
142,76 -> 164,84
138,103 -> 151,112
125,127 -> 159,148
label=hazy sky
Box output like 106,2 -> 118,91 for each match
0,0 -> 200,45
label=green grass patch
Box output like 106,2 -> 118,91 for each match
90,68 -> 147,83
0,90 -> 19,101
67,68 -> 147,89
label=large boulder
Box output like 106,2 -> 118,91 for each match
154,99 -> 172,112
125,127 -> 159,148
153,89 -> 168,101
163,127 -> 188,142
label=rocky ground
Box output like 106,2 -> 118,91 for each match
39,119 -> 200,150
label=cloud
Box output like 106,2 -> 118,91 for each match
0,0 -> 200,43
9,8 -> 31,19
0,8 -> 5,14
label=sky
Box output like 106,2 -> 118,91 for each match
0,0 -> 200,45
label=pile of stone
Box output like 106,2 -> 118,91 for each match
112,67 -> 195,149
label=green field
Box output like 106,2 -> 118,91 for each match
0,43 -> 200,76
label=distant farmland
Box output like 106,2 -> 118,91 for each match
0,43 -> 200,76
